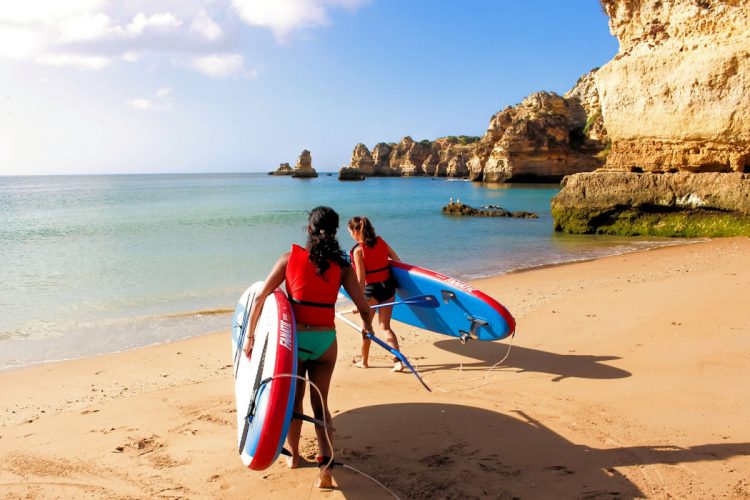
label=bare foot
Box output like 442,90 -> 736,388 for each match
354,360 -> 369,369
285,454 -> 300,469
392,361 -> 404,372
316,467 -> 334,489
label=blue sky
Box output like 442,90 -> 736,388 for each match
0,1 -> 618,175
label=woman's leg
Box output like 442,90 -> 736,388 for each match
355,297 -> 377,368
378,297 -> 403,372
306,338 -> 338,487
285,363 -> 307,468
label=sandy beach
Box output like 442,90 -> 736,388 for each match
2,237 -> 749,499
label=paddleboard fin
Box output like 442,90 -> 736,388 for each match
459,315 -> 489,344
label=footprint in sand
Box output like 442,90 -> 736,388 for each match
419,454 -> 453,468
544,464 -> 576,475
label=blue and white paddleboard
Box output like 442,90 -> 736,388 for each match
231,281 -> 297,471
388,261 -> 515,342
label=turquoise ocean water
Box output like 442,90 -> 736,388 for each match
0,173 -> 679,370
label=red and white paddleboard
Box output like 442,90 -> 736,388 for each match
231,281 -> 297,471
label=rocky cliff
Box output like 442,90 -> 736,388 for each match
553,0 -> 750,236
342,69 -> 608,182
467,83 -> 608,182
596,0 -> 750,173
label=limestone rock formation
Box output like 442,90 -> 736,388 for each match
389,137 -> 431,176
346,136 -> 480,178
553,0 -> 750,236
552,172 -> 750,236
467,91 -> 605,182
446,153 -> 469,178
371,143 -> 396,175
291,150 -> 318,178
350,143 -> 375,175
564,69 -> 609,146
268,162 -> 293,175
596,0 -> 750,173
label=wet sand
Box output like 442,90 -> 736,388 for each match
1,238 -> 749,498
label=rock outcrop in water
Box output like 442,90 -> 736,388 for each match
338,166 -> 365,181
553,0 -> 750,236
443,202 -> 538,218
268,162 -> 293,175
291,150 -> 318,178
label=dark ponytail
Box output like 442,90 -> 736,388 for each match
306,206 -> 349,277
347,216 -> 377,248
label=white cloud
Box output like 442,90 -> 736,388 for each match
126,12 -> 183,36
0,0 -> 107,24
0,25 -> 42,59
230,0 -> 370,41
128,98 -> 154,110
58,12 -> 114,42
190,53 -> 244,78
37,54 -> 111,69
0,0 -> 369,74
127,86 -> 174,111
190,10 -> 223,41
121,51 -> 141,62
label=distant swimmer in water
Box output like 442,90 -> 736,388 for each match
347,216 -> 404,372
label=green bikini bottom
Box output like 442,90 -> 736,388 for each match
296,330 -> 336,362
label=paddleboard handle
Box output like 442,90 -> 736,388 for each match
441,290 -> 456,304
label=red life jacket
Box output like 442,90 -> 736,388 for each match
285,244 -> 341,327
352,236 -> 390,285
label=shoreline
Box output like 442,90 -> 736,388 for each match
1,237 -> 748,498
1,237 -> 705,374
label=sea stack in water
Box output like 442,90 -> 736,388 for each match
268,162 -> 293,175
552,0 -> 750,236
291,150 -> 318,178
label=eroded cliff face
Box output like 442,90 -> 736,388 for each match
553,0 -> 750,236
597,0 -> 750,173
467,87 -> 606,182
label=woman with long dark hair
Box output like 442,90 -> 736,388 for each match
347,216 -> 403,372
243,206 -> 373,488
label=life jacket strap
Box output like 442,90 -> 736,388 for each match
289,297 -> 336,308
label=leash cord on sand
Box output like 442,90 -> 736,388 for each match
431,330 -> 517,393
267,374 -> 400,500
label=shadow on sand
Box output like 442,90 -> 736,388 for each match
330,403 -> 749,499
415,338 -> 631,382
